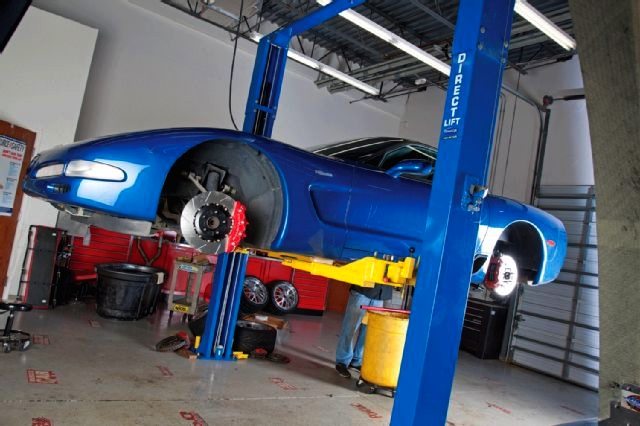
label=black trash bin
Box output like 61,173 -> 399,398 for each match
96,263 -> 165,320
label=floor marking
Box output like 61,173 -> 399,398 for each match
179,411 -> 208,426
31,418 -> 53,426
26,370 -> 58,385
88,320 -> 101,328
269,377 -> 298,391
314,345 -> 330,353
157,366 -> 173,377
486,402 -> 511,415
350,403 -> 383,419
32,335 -> 50,345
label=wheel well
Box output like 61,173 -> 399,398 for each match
495,222 -> 544,283
157,140 -> 283,248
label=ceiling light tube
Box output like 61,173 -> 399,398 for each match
514,0 -> 576,51
316,0 -> 451,76
249,31 -> 380,96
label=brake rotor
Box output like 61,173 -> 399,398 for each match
180,191 -> 247,254
484,253 -> 518,297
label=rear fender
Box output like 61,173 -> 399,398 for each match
479,196 -> 566,285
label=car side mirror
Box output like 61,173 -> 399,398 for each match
385,159 -> 434,179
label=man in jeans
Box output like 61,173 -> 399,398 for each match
335,284 -> 392,378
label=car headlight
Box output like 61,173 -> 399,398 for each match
35,163 -> 64,178
64,160 -> 126,181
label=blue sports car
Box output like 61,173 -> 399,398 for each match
23,129 -> 566,296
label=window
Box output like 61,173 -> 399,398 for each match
312,138 -> 402,162
378,144 -> 437,182
311,138 -> 438,181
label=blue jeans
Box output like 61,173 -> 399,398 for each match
335,290 -> 384,367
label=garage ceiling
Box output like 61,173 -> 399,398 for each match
166,0 -> 574,100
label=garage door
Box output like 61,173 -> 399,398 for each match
508,185 -> 598,390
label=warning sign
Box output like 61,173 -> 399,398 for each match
0,135 -> 27,217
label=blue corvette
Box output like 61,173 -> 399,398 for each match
23,128 -> 566,296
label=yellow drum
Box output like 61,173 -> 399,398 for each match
360,310 -> 409,389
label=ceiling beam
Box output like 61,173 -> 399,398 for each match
407,0 -> 455,30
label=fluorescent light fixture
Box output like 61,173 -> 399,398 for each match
287,50 -> 380,95
316,0 -> 451,76
514,0 -> 576,51
249,31 -> 380,96
248,31 -> 264,43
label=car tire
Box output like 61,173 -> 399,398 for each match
266,280 -> 298,316
155,335 -> 188,352
233,320 -> 277,354
188,313 -> 207,337
240,276 -> 269,314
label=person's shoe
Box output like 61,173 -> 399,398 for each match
348,362 -> 361,372
335,363 -> 351,378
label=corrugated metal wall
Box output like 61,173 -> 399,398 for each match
509,185 -> 599,390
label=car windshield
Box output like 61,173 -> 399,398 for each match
310,137 -> 437,183
310,138 -> 403,160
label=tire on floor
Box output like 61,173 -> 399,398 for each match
233,320 -> 277,354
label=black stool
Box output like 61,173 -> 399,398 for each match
0,301 -> 33,353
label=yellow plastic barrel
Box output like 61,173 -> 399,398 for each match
360,310 -> 409,389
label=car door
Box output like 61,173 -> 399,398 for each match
342,143 -> 434,259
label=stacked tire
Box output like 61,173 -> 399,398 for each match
266,280 -> 299,315
240,276 -> 269,314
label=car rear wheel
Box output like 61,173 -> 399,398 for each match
484,252 -> 519,297
240,276 -> 269,314
267,280 -> 298,316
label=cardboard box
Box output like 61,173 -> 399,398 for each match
242,313 -> 288,330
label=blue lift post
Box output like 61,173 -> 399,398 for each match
391,0 -> 516,424
198,252 -> 248,360
198,0 -> 365,360
243,0 -> 366,136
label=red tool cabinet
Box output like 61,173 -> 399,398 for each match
68,226 -> 329,313
245,258 -> 329,312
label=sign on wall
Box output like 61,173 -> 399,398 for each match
0,135 -> 27,216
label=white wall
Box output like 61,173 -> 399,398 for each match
32,0 -> 405,148
518,59 -> 593,187
399,87 -> 446,145
399,56 -> 593,202
0,8 -> 97,298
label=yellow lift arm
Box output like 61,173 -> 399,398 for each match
238,249 -> 417,288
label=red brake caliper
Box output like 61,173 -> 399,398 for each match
225,201 -> 248,252
484,252 -> 503,290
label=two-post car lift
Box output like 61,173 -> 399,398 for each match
197,0 -> 516,424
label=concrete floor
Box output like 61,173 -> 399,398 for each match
0,302 -> 597,425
